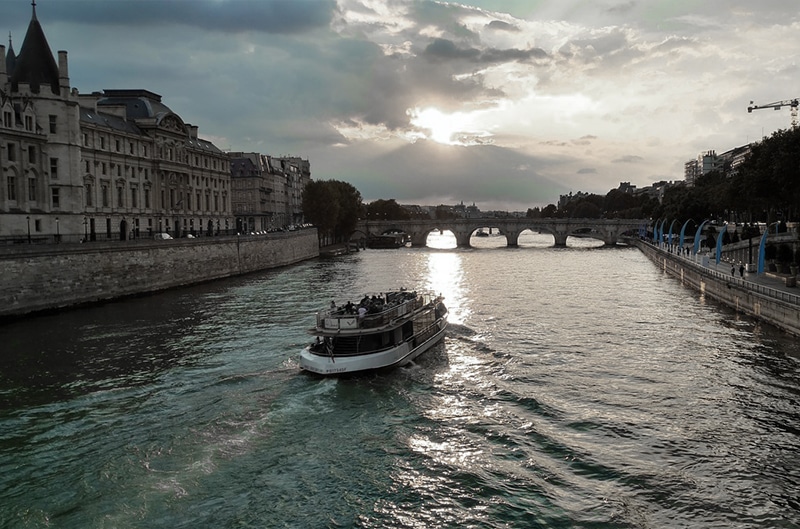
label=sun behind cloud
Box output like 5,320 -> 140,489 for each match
407,106 -> 493,146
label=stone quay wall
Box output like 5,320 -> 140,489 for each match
0,229 -> 319,319
634,239 -> 800,337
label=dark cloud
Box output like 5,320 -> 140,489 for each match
424,39 -> 481,61
313,140 -> 568,207
613,155 -> 644,163
424,38 -> 548,63
26,0 -> 338,34
486,20 -> 520,32
606,1 -> 638,15
572,135 -> 597,146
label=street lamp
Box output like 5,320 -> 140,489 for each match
26,216 -> 31,244
83,216 -> 88,242
56,217 -> 60,243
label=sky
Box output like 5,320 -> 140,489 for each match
5,0 -> 799,211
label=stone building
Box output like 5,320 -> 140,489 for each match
0,4 -> 232,242
230,152 -> 310,233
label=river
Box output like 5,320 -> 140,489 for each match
1,232 -> 799,528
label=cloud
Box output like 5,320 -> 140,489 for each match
310,139 -> 569,210
486,20 -> 520,32
423,38 -> 548,64
613,155 -> 644,164
424,38 -> 481,61
36,0 -> 339,34
8,0 -> 800,210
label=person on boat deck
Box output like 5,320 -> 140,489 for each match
330,300 -> 336,309
360,295 -> 370,306
358,306 -> 367,320
345,301 -> 355,314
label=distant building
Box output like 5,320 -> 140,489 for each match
0,5 -> 232,241
684,145 -> 753,186
450,201 -> 480,218
400,204 -> 430,219
684,159 -> 701,186
229,152 -> 311,233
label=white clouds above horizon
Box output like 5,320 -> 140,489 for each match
5,0 -> 799,210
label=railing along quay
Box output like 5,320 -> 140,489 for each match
640,238 -> 800,306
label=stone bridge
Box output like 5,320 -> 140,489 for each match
354,217 -> 646,248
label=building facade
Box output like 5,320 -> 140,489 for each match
230,152 -> 310,233
1,5 -> 231,242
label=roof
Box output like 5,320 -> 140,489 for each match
96,89 -> 173,119
6,33 -> 17,75
9,5 -> 60,94
80,107 -> 144,136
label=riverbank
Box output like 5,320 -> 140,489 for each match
633,238 -> 800,337
0,229 -> 319,320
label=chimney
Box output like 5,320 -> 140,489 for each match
58,50 -> 70,95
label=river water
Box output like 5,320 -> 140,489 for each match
1,233 -> 799,528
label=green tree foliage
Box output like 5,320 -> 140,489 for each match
301,179 -> 363,243
526,207 -> 542,218
540,204 -> 558,217
365,199 -> 410,220
302,180 -> 339,238
733,127 -> 800,222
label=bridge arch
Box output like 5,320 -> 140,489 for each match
352,217 -> 646,248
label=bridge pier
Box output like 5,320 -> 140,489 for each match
409,231 -> 428,247
504,229 -> 520,247
553,231 -> 569,247
453,230 -> 472,248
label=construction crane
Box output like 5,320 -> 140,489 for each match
747,98 -> 799,128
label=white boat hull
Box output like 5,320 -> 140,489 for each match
300,322 -> 447,376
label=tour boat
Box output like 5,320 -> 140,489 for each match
300,290 -> 448,375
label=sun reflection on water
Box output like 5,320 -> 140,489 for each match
422,250 -> 468,325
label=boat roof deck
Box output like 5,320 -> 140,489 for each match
312,291 -> 437,333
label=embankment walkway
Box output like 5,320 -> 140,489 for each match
633,238 -> 800,337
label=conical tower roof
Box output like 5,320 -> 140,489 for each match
6,32 -> 17,75
9,2 -> 60,94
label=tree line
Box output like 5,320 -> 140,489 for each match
536,126 -> 800,225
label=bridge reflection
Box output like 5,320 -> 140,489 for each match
354,217 -> 646,248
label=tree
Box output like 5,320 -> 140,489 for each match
328,180 -> 363,241
302,180 -> 339,241
365,199 -> 410,220
301,179 -> 363,244
541,204 -> 558,217
526,207 -> 541,218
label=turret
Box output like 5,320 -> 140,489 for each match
10,2 -> 61,95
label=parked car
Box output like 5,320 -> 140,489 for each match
154,232 -> 173,240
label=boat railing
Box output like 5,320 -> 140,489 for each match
316,293 -> 433,330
